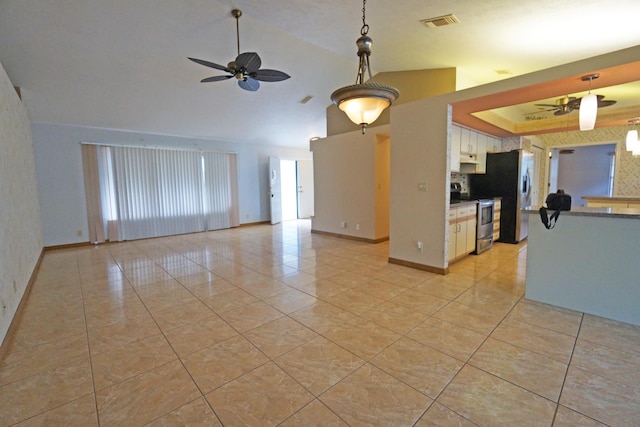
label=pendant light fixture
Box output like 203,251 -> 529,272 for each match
331,0 -> 399,134
579,74 -> 599,131
626,119 -> 640,155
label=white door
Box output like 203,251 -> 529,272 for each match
296,159 -> 314,219
269,156 -> 282,225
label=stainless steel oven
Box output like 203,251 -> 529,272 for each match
475,199 -> 494,254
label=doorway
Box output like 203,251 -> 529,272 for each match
547,143 -> 616,207
270,158 -> 314,223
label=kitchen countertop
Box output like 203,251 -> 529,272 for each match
581,195 -> 640,202
449,200 -> 478,208
523,206 -> 640,220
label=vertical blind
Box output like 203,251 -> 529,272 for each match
82,144 -> 239,242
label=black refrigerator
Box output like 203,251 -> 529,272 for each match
469,149 -> 534,243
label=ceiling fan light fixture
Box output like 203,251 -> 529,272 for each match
331,0 -> 399,134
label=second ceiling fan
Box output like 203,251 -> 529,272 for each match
532,93 -> 617,116
188,9 -> 290,91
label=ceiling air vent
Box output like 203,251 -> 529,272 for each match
421,14 -> 460,28
299,95 -> 314,104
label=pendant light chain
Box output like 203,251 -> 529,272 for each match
330,0 -> 399,134
361,0 -> 369,36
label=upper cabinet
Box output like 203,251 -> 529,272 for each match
486,136 -> 502,153
450,124 -> 500,174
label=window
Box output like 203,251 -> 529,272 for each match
83,144 -> 239,242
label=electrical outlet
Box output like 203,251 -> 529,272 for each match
417,241 -> 423,251
76,230 -> 82,237
340,221 -> 346,228
417,183 -> 427,192
356,224 -> 360,230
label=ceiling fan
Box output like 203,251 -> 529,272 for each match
188,9 -> 290,91
528,94 -> 617,116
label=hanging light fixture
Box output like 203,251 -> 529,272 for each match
626,119 -> 640,155
331,0 -> 399,134
579,74 -> 600,131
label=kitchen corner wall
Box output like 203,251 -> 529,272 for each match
538,126 -> 640,196
31,122 -> 312,247
0,63 -> 43,347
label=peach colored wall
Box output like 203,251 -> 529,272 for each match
375,134 -> 391,238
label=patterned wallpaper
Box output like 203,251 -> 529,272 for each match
0,64 -> 43,345
538,126 -> 640,197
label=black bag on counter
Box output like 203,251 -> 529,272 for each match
545,190 -> 572,211
539,190 -> 571,229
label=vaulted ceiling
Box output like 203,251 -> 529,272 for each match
1,0 -> 640,148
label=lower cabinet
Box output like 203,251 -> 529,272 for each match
448,204 -> 477,262
493,198 -> 501,241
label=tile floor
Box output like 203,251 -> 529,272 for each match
1,220 -> 639,426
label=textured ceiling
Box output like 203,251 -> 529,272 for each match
1,0 -> 640,148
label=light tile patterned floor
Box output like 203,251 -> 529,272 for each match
1,220 -> 639,426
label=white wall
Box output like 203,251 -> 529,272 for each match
390,101 -> 449,271
310,125 -> 390,240
31,122 -> 312,247
0,63 -> 43,346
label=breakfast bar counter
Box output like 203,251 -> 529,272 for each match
523,207 -> 640,326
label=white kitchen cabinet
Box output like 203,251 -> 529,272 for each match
487,136 -> 502,153
450,124 -> 461,173
460,128 -> 478,154
449,204 -> 477,262
493,198 -> 501,241
451,123 -> 500,174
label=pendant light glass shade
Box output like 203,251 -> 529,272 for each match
332,83 -> 398,131
579,93 -> 598,131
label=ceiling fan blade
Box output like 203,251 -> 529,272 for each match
188,57 -> 232,73
598,99 -> 617,108
534,103 -> 561,107
235,52 -> 261,73
238,77 -> 260,91
251,69 -> 291,82
201,75 -> 233,83
570,95 -> 617,109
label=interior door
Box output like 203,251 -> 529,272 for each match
296,159 -> 314,219
269,156 -> 282,225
